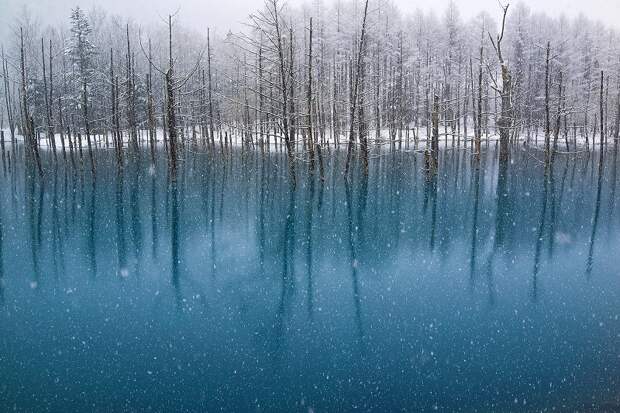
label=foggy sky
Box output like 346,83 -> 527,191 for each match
1,0 -> 619,42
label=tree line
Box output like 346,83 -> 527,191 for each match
1,0 -> 619,179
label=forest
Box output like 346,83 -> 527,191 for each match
1,0 -> 619,180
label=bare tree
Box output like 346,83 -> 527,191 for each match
488,3 -> 512,163
344,0 -> 370,177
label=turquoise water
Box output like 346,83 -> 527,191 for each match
0,146 -> 618,412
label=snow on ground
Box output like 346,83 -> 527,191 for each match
0,127 -> 607,152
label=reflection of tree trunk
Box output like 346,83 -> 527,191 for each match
357,173 -> 368,245
88,176 -> 97,278
51,167 -> 65,280
586,151 -> 605,277
547,166 -> 556,258
200,156 -> 210,268
130,159 -> 143,278
345,179 -> 364,342
0,182 -> 4,305
469,158 -> 481,289
273,185 -> 296,358
115,166 -> 127,278
258,157 -> 266,276
484,157 -> 510,305
283,187 -> 295,285
151,170 -> 158,259
547,158 -> 564,259
170,174 -> 182,309
305,175 -> 315,319
424,171 -> 438,252
606,144 -> 617,241
532,161 -> 551,302
26,172 -> 42,288
494,154 -> 510,250
210,159 -> 217,277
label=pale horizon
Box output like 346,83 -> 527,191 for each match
1,0 -> 619,41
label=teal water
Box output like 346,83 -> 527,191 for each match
0,146 -> 618,412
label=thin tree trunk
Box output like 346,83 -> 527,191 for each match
41,38 -> 57,160
600,70 -> 605,151
544,41 -> 551,159
344,0 -> 370,177
20,28 -> 42,175
307,18 -> 315,170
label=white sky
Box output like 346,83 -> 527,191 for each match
0,0 -> 619,40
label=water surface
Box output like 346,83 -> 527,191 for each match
0,146 -> 618,412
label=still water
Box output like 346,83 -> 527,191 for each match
0,146 -> 618,412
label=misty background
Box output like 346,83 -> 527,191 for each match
1,0 -> 619,43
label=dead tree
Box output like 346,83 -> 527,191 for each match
207,28 -> 215,147
307,17 -> 315,169
126,25 -> 138,151
257,42 -> 264,147
476,43 -> 483,156
41,38 -> 57,159
288,27 -> 296,150
488,3 -> 512,163
344,0 -> 370,177
147,39 -> 156,162
250,0 -> 296,184
68,7 -> 96,172
358,51 -> 369,175
431,93 -> 440,170
544,41 -> 551,158
2,47 -> 16,145
166,15 -> 178,171
614,63 -> 620,145
551,70 -> 563,165
600,70 -> 604,151
140,13 -> 205,174
19,28 -> 42,175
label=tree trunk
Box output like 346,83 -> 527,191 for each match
344,0 -> 370,177
20,28 -> 42,175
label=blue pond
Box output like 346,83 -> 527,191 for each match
0,146 -> 618,412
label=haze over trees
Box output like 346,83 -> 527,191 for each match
1,0 -> 619,176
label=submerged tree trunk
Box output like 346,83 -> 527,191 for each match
270,0 -> 295,185
476,45 -> 483,157
551,70 -> 563,165
489,5 -> 512,163
427,93 -> 439,172
41,38 -> 56,159
20,28 -> 42,175
600,70 -> 605,152
1,47 -> 16,144
126,25 -> 138,151
147,39 -> 156,163
544,42 -> 551,159
344,0 -> 370,177
207,28 -> 215,148
307,18 -> 315,171
166,15 -> 178,173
